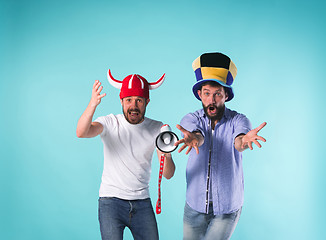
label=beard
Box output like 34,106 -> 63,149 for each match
203,103 -> 225,122
123,107 -> 146,124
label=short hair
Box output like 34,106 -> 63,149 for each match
200,81 -> 228,96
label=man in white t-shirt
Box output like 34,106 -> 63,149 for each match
76,70 -> 175,240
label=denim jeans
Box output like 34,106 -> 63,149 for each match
183,203 -> 241,240
98,197 -> 159,240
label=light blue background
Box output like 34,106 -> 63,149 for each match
1,0 -> 325,239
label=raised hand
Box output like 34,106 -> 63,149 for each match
174,124 -> 203,154
76,80 -> 106,138
241,122 -> 267,150
90,80 -> 106,107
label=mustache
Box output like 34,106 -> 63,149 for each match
128,108 -> 141,113
206,104 -> 216,110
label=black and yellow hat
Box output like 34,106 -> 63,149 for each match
192,52 -> 237,101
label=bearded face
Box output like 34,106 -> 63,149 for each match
121,96 -> 149,124
202,102 -> 225,122
198,83 -> 228,123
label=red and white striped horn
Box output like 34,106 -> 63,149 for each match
107,69 -> 123,89
148,73 -> 166,90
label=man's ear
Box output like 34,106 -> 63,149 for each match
146,98 -> 150,106
225,92 -> 228,101
197,90 -> 202,100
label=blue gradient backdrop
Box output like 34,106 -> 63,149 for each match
1,0 -> 325,239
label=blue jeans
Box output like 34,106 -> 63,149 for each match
98,197 -> 159,240
183,203 -> 241,240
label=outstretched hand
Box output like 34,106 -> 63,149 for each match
174,124 -> 202,154
90,80 -> 106,107
241,122 -> 267,150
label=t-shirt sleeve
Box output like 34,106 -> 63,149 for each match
94,114 -> 114,136
151,120 -> 163,138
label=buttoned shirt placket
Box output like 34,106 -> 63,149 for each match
205,121 -> 213,214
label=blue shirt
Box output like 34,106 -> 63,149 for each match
180,107 -> 251,215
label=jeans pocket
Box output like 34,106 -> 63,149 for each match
184,203 -> 201,223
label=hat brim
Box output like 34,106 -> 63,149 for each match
192,79 -> 234,102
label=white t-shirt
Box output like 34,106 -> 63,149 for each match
94,114 -> 163,200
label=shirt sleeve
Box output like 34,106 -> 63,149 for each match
232,113 -> 252,139
180,113 -> 206,138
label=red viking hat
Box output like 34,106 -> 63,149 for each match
107,69 -> 165,99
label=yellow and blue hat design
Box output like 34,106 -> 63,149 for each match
192,52 -> 237,101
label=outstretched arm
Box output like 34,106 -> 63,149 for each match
76,80 -> 106,138
234,122 -> 267,152
174,124 -> 204,154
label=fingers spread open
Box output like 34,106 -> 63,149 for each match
99,93 -> 106,99
248,142 -> 253,150
93,80 -> 99,88
97,85 -> 103,94
185,146 -> 192,155
256,122 -> 267,132
176,124 -> 189,134
194,145 -> 199,154
253,140 -> 261,148
178,144 -> 187,153
256,136 -> 266,142
174,138 -> 185,146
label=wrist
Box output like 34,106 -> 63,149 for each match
88,100 -> 98,109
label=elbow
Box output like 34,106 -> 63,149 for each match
76,130 -> 85,138
164,166 -> 176,180
164,174 -> 174,180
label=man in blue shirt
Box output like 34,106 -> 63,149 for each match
175,52 -> 267,240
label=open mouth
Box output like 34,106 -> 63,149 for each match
128,109 -> 140,118
208,106 -> 216,114
129,111 -> 139,116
